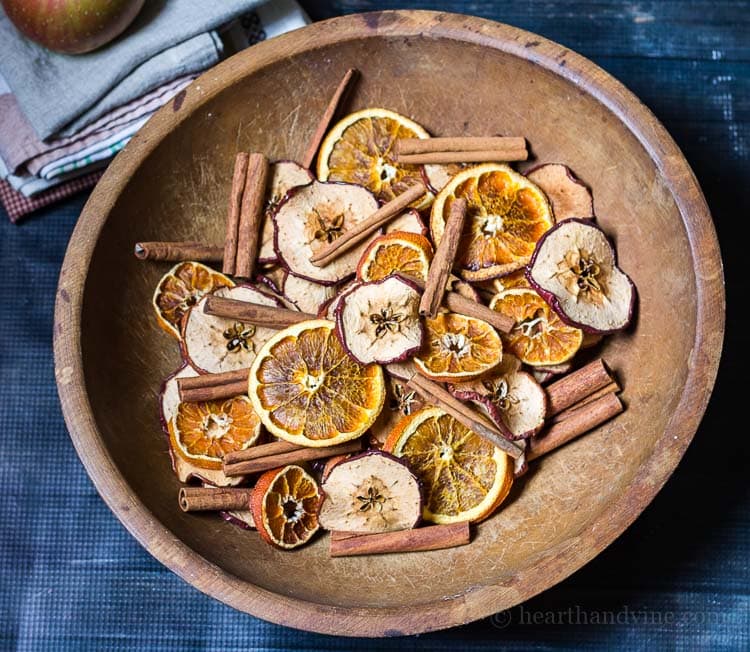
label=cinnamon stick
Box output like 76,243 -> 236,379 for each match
442,291 -> 514,334
203,296 -> 316,328
397,136 -> 526,155
330,522 -> 470,557
179,368 -> 250,390
396,149 -> 528,165
546,359 -> 613,415
404,370 -> 523,459
402,274 -> 513,333
235,153 -> 269,279
223,438 -> 363,476
551,381 -> 620,423
223,440 -> 305,465
134,241 -> 223,262
178,368 -> 251,402
309,182 -> 426,267
179,380 -> 248,403
420,198 -> 467,318
301,68 -> 358,169
527,392 -> 623,461
223,152 -> 250,275
178,487 -> 253,512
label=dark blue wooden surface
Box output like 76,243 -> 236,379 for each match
1,1 -> 747,648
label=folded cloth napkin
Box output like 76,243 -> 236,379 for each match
0,74 -> 195,176
0,171 -> 104,223
0,0 -> 265,139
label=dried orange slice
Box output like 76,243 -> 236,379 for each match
492,269 -> 531,293
430,164 -> 554,281
489,289 -> 583,366
384,407 -> 513,524
248,320 -> 385,447
356,231 -> 433,282
153,262 -> 234,339
414,312 -> 503,382
170,395 -> 261,469
317,108 -> 432,208
251,464 -> 321,549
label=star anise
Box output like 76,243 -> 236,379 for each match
370,308 -> 406,339
223,322 -> 256,353
357,486 -> 387,512
311,209 -> 345,243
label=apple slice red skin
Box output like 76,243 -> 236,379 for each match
179,282 -> 284,373
272,181 -> 379,286
318,449 -> 423,532
524,163 -> 594,220
525,218 -> 637,335
449,371 -> 548,441
334,274 -> 425,366
259,160 -> 315,266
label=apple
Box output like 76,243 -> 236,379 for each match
1,0 -> 145,55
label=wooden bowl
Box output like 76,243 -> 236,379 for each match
54,11 -> 724,636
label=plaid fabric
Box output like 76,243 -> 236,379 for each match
0,171 -> 103,222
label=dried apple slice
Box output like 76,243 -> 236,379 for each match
336,275 -> 423,365
525,163 -> 593,221
259,161 -> 314,265
182,284 -> 282,373
283,273 -> 338,314
256,265 -> 288,296
318,450 -> 422,533
527,219 -> 635,333
274,180 -> 379,285
450,355 -> 548,440
423,162 -> 468,194
318,279 -> 359,319
384,209 -> 428,236
159,364 -> 198,435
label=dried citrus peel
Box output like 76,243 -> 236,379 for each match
248,320 -> 385,447
384,407 -> 513,524
318,450 -> 422,533
430,163 -> 554,281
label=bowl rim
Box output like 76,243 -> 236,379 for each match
53,9 -> 725,637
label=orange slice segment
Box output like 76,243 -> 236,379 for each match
248,319 -> 385,447
414,312 -> 503,382
384,407 -> 513,524
152,262 -> 234,339
430,164 -> 554,281
356,231 -> 433,282
251,464 -> 321,549
489,288 -> 583,366
317,108 -> 432,208
170,395 -> 261,469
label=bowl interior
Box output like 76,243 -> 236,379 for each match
74,18 -> 705,624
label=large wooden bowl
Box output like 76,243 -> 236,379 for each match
54,11 -> 724,637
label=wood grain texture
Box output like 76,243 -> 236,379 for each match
53,10 -> 724,637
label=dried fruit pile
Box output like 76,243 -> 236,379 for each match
139,69 -> 635,557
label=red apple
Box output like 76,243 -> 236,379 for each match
2,0 -> 145,55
